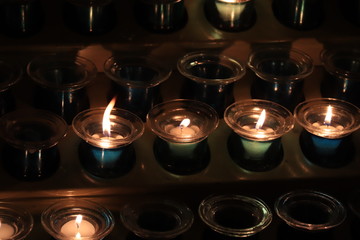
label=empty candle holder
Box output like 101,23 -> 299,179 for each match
199,194 -> 272,239
272,0 -> 324,30
63,0 -> 117,35
133,0 -> 188,33
27,54 -> 97,124
0,202 -> 33,240
224,99 -> 294,172
204,0 -> 257,32
294,98 -> 360,168
320,47 -> 360,108
275,190 -> 346,240
120,198 -> 194,239
248,46 -> 313,112
104,55 -> 172,121
0,109 -> 67,181
147,99 -> 219,175
72,100 -> 144,179
41,198 -> 114,240
177,51 -> 246,116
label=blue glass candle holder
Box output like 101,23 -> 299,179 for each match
147,99 -> 219,175
177,51 -> 246,117
0,109 -> 67,181
0,59 -> 22,116
320,48 -> 360,108
73,107 -> 144,179
294,98 -> 360,168
63,0 -> 117,35
224,99 -> 294,172
134,0 -> 188,33
120,198 -> 194,239
248,47 -> 313,112
104,55 -> 172,121
272,0 -> 324,30
0,0 -> 44,37
27,54 -> 97,124
275,190 -> 346,240
199,194 -> 272,239
204,0 -> 256,32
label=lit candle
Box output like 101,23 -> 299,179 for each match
216,0 -> 246,23
0,220 -> 15,239
60,215 -> 96,238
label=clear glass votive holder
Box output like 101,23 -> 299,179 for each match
0,0 -> 44,37
224,99 -> 294,172
147,99 -> 219,175
0,202 -> 33,240
0,59 -> 22,116
120,198 -> 194,239
41,198 -> 114,240
104,55 -> 172,121
204,0 -> 257,32
0,109 -> 68,181
72,107 -> 144,179
294,98 -> 360,168
275,190 -> 346,240
27,53 -> 97,124
133,0 -> 188,33
320,47 -> 360,108
272,0 -> 324,30
177,51 -> 246,116
248,46 -> 313,112
199,194 -> 272,239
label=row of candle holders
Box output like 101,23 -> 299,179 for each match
1,189 -> 360,240
0,0 -> 359,37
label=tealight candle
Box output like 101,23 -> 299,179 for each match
0,221 -> 15,239
60,215 -> 96,238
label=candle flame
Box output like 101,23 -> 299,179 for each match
324,105 -> 333,126
75,215 -> 83,229
103,96 -> 117,137
75,232 -> 81,239
180,118 -> 191,128
255,110 -> 266,130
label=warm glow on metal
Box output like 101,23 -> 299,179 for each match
180,118 -> 191,128
103,96 -> 117,137
255,110 -> 266,130
324,105 -> 333,125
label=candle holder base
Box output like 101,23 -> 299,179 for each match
203,228 -> 259,240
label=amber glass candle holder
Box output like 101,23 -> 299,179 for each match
178,51 -> 246,116
104,55 -> 172,121
224,99 -> 294,172
27,54 -> 97,124
199,194 -> 272,239
41,198 -> 114,240
204,0 -> 256,32
73,107 -> 144,179
0,109 -> 67,181
147,99 -> 219,175
275,190 -> 346,240
248,47 -> 313,112
321,47 -> 360,108
294,98 -> 360,168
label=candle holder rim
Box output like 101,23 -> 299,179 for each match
198,194 -> 273,237
177,51 -> 246,85
0,59 -> 22,92
274,189 -> 347,231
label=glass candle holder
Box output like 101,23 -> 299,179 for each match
199,194 -> 272,239
272,0 -> 324,30
224,99 -> 294,172
27,54 -> 97,124
294,98 -> 360,168
63,0 -> 117,35
177,51 -> 246,116
104,55 -> 172,121
0,202 -> 33,240
120,198 -> 194,239
275,190 -> 346,240
133,0 -> 188,33
41,198 -> 114,240
320,47 -> 360,108
204,0 -> 257,32
147,99 -> 219,175
0,0 -> 44,37
0,59 -> 22,116
248,47 -> 313,112
0,109 -> 67,181
73,106 -> 144,179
